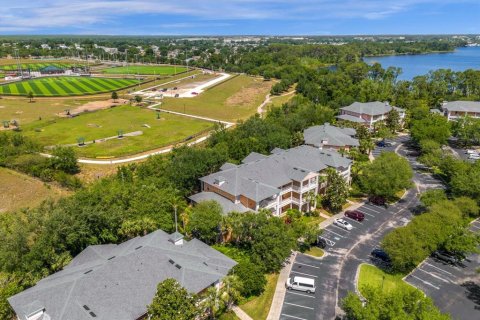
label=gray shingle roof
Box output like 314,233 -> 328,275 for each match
8,230 -> 236,320
199,146 -> 351,203
189,192 -> 249,213
336,114 -> 366,123
304,123 -> 359,148
340,101 -> 404,116
442,101 -> 480,113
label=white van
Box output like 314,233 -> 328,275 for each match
286,276 -> 316,294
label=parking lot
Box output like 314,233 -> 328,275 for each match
280,198 -> 413,320
404,219 -> 480,318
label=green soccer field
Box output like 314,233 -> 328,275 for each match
102,65 -> 188,75
0,77 -> 139,97
1,63 -> 75,71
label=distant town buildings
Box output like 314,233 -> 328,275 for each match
337,101 -> 405,129
8,230 -> 236,320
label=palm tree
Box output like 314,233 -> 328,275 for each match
220,275 -> 242,310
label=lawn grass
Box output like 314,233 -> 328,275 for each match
302,214 -> 326,227
0,167 -> 68,213
240,273 -> 279,320
358,264 -> 420,296
304,246 -> 324,258
161,75 -> 273,121
211,244 -> 251,264
218,311 -> 240,320
22,105 -> 213,158
0,77 -> 139,97
102,65 -> 188,75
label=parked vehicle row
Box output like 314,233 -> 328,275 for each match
465,149 -> 480,160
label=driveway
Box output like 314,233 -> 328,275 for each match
279,135 -> 445,319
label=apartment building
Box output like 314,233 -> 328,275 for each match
304,123 -> 359,150
337,101 -> 405,129
442,101 -> 480,121
190,145 -> 352,216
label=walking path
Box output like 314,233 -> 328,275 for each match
257,90 -> 295,115
232,306 -> 253,320
267,252 -> 298,320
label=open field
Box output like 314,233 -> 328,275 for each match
0,167 -> 68,213
161,75 -> 273,121
102,65 -> 188,75
0,96 -> 106,125
0,62 -> 76,71
358,264 -> 419,295
0,76 -> 139,97
0,58 -> 79,67
23,105 -> 213,158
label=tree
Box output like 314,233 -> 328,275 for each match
0,273 -> 24,320
322,169 -> 349,213
385,109 -> 401,133
134,95 -> 142,103
420,189 -> 447,208
147,278 -> 199,320
410,114 -> 451,145
49,146 -> 79,174
27,91 -> 34,103
232,261 -> 267,297
111,91 -> 118,102
188,200 -> 223,244
359,152 -> 413,199
342,286 -> 450,320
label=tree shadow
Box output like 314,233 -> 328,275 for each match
461,281 -> 480,310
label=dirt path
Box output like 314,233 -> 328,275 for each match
257,90 -> 295,115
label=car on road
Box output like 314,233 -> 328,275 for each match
334,218 -> 353,231
371,248 -> 391,264
376,140 -> 393,148
468,153 -> 480,160
345,210 -> 365,222
432,250 -> 458,265
368,195 -> 388,208
316,237 -> 327,249
191,91 -> 198,95
465,149 -> 478,154
286,276 -> 316,294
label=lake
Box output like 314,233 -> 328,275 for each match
363,46 -> 480,80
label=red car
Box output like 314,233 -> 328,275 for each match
344,210 -> 365,222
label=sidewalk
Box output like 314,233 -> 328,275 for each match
232,305 -> 253,320
266,252 -> 297,320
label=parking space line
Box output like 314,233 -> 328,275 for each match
357,210 -> 375,217
286,291 -> 316,298
291,271 -> 318,278
416,268 -> 451,284
361,206 -> 384,214
422,261 -> 453,275
281,314 -> 308,320
323,229 -> 344,238
331,224 -> 353,232
284,302 -> 314,310
470,224 -> 480,230
409,275 -> 440,290
344,217 -> 363,225
294,262 -> 321,269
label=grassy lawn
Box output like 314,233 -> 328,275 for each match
102,65 -> 188,75
0,77 -> 139,97
218,311 -> 240,320
22,105 -> 213,158
240,273 -> 279,320
302,214 -> 326,227
267,92 -> 296,110
304,246 -> 324,258
0,96 -> 105,125
211,244 -> 251,264
358,264 -> 419,296
161,75 -> 273,121
0,167 -> 68,213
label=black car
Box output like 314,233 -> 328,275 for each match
377,140 -> 393,148
432,250 -> 458,265
316,237 -> 327,249
371,249 -> 391,264
368,195 -> 388,208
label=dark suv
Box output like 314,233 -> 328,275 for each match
432,250 -> 458,265
368,196 -> 388,208
377,140 -> 393,148
371,249 -> 391,264
345,210 -> 365,222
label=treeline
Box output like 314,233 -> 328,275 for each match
0,133 -> 81,189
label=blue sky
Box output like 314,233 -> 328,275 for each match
0,0 -> 479,35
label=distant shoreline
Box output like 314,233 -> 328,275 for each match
363,49 -> 457,59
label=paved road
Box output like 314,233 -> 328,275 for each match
280,135 -> 447,320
